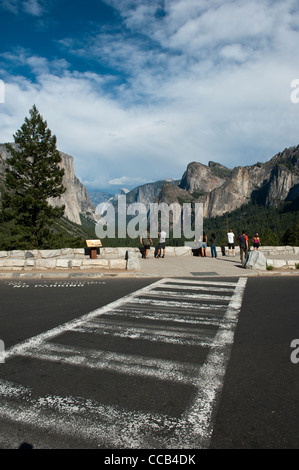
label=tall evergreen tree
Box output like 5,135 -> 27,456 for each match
2,105 -> 66,248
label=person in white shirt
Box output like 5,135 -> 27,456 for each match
157,229 -> 167,258
227,229 -> 235,256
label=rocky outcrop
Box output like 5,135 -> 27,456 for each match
157,183 -> 193,205
89,190 -> 114,207
179,162 -> 228,195
108,146 -> 299,220
172,147 -> 299,219
126,251 -> 141,271
124,179 -> 180,206
265,165 -> 299,206
0,144 -> 96,226
201,164 -> 269,217
48,151 -> 96,225
202,149 -> 299,218
245,251 -> 267,270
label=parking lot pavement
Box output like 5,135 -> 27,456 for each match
138,255 -> 256,277
0,277 -> 246,449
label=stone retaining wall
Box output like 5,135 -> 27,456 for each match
266,259 -> 299,270
258,246 -> 299,255
0,246 -> 193,261
0,246 -> 193,271
0,248 -> 126,271
0,246 -> 298,271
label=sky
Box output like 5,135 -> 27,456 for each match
1,0 -> 299,193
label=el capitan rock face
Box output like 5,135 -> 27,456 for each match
0,144 -> 95,226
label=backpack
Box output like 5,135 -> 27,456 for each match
143,237 -> 151,246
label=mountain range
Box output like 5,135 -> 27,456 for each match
1,143 -> 299,228
106,147 -> 299,219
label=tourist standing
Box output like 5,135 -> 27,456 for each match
210,233 -> 217,258
239,230 -> 249,265
157,228 -> 167,258
227,229 -> 235,256
253,233 -> 261,250
140,228 -> 152,259
202,232 -> 208,257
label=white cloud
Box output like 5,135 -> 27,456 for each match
219,44 -> 251,63
23,0 -> 44,16
2,0 -> 299,191
0,0 -> 45,15
1,49 -> 70,76
108,176 -> 149,186
1,0 -> 17,13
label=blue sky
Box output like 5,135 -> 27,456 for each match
1,0 -> 299,193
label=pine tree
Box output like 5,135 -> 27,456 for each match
2,105 -> 66,248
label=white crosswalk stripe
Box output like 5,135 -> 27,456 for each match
1,277 -> 248,448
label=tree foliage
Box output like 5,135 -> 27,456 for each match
1,105 -> 66,248
203,201 -> 299,246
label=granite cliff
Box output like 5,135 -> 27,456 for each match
1,141 -> 298,227
108,147 -> 299,220
121,179 -> 180,206
0,144 -> 96,226
198,147 -> 299,218
148,147 -> 299,219
179,161 -> 230,195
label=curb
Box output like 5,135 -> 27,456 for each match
0,269 -> 299,280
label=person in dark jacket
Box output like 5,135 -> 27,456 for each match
210,233 -> 217,258
202,232 -> 207,257
239,230 -> 249,265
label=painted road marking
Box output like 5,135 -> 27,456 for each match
167,279 -> 239,287
125,298 -> 227,310
156,284 -> 235,293
15,342 -> 202,384
143,289 -> 232,301
2,277 -> 247,448
4,279 -> 163,360
0,379 -> 178,448
5,281 -> 107,289
73,319 -> 217,347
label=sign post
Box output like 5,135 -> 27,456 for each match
86,240 -> 102,259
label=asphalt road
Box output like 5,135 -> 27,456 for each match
210,276 -> 299,449
0,276 -> 298,450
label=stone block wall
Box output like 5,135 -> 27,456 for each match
0,246 -> 298,271
0,246 -> 193,271
0,248 -> 127,271
266,259 -> 299,270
